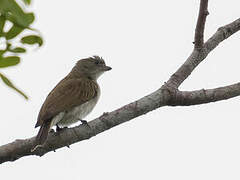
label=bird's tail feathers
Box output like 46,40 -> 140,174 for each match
31,121 -> 51,152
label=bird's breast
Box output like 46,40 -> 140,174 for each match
53,89 -> 100,128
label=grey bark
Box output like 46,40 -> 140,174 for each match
1,1 -> 240,164
194,0 -> 209,49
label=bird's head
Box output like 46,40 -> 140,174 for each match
71,56 -> 112,80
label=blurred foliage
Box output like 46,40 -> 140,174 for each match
0,0 -> 43,99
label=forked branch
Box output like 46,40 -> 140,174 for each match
167,18 -> 240,89
0,1 -> 240,164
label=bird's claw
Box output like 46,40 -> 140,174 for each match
49,129 -> 55,133
80,120 -> 91,128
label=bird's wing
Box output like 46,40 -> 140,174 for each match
35,77 -> 98,127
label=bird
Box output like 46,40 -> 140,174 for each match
32,56 -> 111,151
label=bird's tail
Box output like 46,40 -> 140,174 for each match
31,121 -> 51,152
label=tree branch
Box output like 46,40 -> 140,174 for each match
0,87 -> 172,164
169,82 -> 240,106
167,18 -> 240,89
204,18 -> 240,53
194,0 -> 209,49
1,2 -> 240,164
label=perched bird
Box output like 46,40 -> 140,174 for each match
32,56 -> 111,151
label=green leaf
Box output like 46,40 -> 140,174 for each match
8,47 -> 26,53
5,24 -> 24,40
0,56 -> 20,67
22,0 -> 31,5
24,13 -> 34,25
0,50 -> 6,56
0,0 -> 34,27
0,73 -> 28,99
0,15 -> 6,36
21,35 -> 43,46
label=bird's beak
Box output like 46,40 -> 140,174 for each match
103,65 -> 112,71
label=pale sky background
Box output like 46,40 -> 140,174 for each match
1,0 -> 240,179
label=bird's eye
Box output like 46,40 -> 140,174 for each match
95,61 -> 100,65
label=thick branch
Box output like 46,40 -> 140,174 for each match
169,82 -> 240,106
194,0 -> 209,49
2,81 -> 240,164
0,87 -> 171,164
167,18 -> 240,89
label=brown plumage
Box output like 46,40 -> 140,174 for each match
35,77 -> 98,128
32,56 -> 111,151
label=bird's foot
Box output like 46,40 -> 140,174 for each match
56,125 -> 68,132
102,112 -> 109,116
49,129 -> 55,133
79,119 -> 91,128
80,119 -> 87,124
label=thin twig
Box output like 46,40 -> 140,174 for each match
194,0 -> 209,49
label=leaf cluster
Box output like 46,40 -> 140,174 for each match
0,0 -> 43,99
